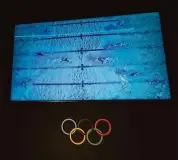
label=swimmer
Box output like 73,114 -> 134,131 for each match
98,57 -> 106,64
61,57 -> 69,62
20,78 -> 32,87
147,79 -> 163,85
52,57 -> 70,63
98,57 -> 110,64
21,81 -> 27,86
117,21 -> 124,27
36,52 -> 44,56
20,38 -> 24,42
130,72 -> 140,76
44,28 -> 50,32
117,42 -> 127,47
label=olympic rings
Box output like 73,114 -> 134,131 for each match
61,118 -> 112,146
69,128 -> 86,145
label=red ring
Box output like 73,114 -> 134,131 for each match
94,119 -> 112,136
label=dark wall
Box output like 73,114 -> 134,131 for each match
0,1 -> 177,160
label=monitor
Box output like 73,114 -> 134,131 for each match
11,12 -> 171,101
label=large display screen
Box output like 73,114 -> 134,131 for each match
11,12 -> 171,101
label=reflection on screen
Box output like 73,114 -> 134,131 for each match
11,12 -> 171,101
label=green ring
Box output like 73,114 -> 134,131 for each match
86,128 -> 103,146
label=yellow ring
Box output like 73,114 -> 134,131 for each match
69,128 -> 86,145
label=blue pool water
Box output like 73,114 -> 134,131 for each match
11,12 -> 171,101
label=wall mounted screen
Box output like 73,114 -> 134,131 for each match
11,12 -> 171,101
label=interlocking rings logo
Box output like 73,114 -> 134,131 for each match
61,118 -> 112,146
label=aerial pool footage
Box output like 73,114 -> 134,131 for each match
11,12 -> 171,101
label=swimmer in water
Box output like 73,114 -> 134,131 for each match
130,72 -> 140,76
53,57 -> 70,63
36,52 -> 44,56
117,21 -> 124,27
98,57 -> 106,64
20,38 -> 24,42
20,78 -> 32,87
61,57 -> 69,62
97,57 -> 111,64
117,42 -> 127,47
44,28 -> 50,32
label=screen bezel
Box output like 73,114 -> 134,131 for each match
5,10 -> 177,104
